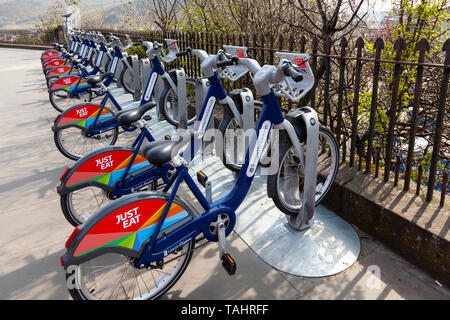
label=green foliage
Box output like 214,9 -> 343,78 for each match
171,1 -> 229,33
126,45 -> 147,60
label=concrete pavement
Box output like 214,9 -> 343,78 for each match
0,48 -> 448,300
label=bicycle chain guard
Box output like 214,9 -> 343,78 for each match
218,45 -> 250,82
273,51 -> 315,102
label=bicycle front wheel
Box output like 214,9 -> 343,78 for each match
66,241 -> 195,300
217,101 -> 268,173
267,126 -> 339,215
159,78 -> 197,127
120,66 -> 135,95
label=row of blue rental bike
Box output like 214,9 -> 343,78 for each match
40,29 -> 339,300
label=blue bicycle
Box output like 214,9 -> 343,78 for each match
60,51 -> 339,300
47,33 -> 132,113
56,47 -> 254,227
52,40 -> 183,160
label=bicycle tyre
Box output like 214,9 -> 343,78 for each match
267,125 -> 339,216
54,125 -> 119,161
120,66 -> 135,95
49,89 -> 92,113
216,101 -> 269,173
159,78 -> 197,127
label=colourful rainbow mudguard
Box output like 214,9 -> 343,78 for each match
62,192 -> 194,264
44,59 -> 69,69
50,75 -> 88,92
58,147 -> 151,193
53,103 -> 114,130
75,198 -> 189,257
46,66 -> 78,78
41,50 -> 60,60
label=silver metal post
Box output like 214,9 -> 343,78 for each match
288,107 -> 319,231
131,55 -> 141,101
176,67 -> 187,129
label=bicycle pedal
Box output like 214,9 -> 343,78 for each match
165,135 -> 171,141
221,253 -> 236,276
197,171 -> 208,187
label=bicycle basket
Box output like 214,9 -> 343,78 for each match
273,51 -> 315,102
218,45 -> 250,82
160,39 -> 179,63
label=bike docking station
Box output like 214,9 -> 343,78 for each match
66,37 -> 360,279
184,50 -> 360,278
139,57 -> 151,101
161,39 -> 189,129
114,51 -> 127,88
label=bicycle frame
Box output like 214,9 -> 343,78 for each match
49,45 -> 122,98
134,90 -> 285,266
61,71 -> 286,268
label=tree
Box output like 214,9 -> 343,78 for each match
37,0 -> 80,32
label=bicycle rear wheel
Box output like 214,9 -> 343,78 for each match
66,241 -> 195,300
49,90 -> 92,113
61,186 -> 112,227
54,126 -> 119,161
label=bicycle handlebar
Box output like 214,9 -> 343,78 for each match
282,62 -> 303,83
216,57 -> 239,68
120,35 -> 133,51
176,47 -> 193,57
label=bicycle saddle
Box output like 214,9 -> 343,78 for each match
143,140 -> 182,168
143,131 -> 195,167
71,57 -> 88,66
115,101 -> 155,128
86,72 -> 114,86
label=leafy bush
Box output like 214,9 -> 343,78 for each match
126,45 -> 147,59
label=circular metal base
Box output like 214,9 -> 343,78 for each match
186,154 -> 361,278
256,205 -> 361,278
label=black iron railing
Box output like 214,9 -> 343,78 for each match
90,28 -> 450,207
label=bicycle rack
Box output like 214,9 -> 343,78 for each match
139,57 -> 151,101
130,55 -> 141,101
195,77 -> 214,154
222,45 -> 254,132
273,51 -> 315,101
160,39 -> 179,63
115,52 -> 127,88
160,39 -> 189,129
219,46 -> 255,168
270,52 -> 318,231
175,67 -> 188,129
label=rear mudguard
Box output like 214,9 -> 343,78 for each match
44,59 -> 69,70
52,103 -> 114,131
41,50 -> 60,60
57,146 -> 150,195
61,192 -> 195,267
46,65 -> 78,78
49,75 -> 88,92
42,55 -> 62,66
